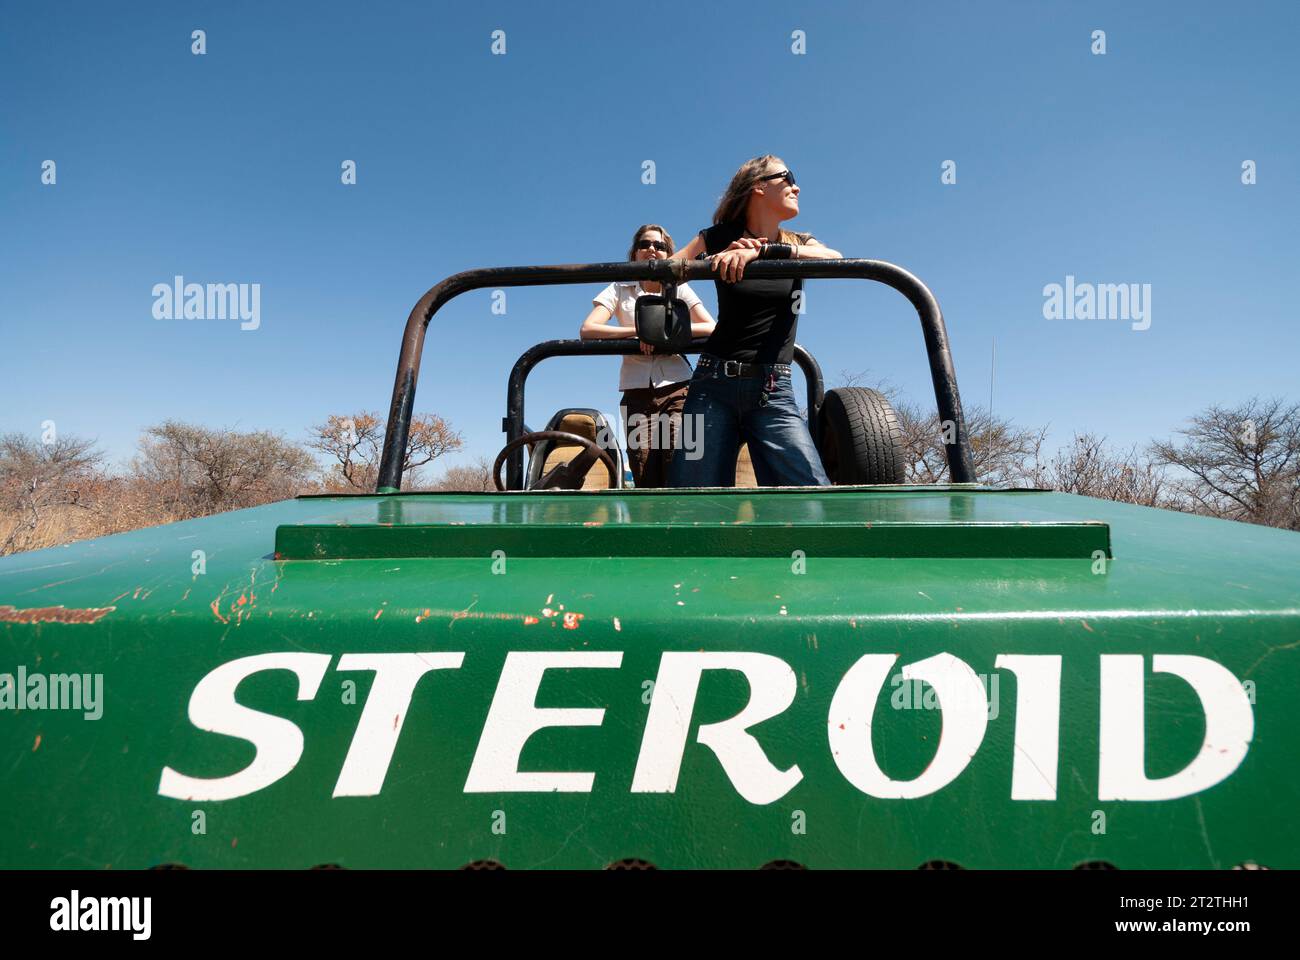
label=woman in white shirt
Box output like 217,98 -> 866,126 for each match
580,224 -> 716,487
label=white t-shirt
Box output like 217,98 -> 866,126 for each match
592,281 -> 702,391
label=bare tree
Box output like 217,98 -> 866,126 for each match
1151,398 -> 1300,529
406,413 -> 464,479
133,421 -> 317,518
309,411 -> 463,491
836,369 -> 898,395
0,433 -> 104,555
309,412 -> 384,491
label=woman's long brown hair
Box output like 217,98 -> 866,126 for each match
711,155 -> 811,245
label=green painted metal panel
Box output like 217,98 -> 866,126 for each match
1,486 -> 1296,869
276,487 -> 1110,558
275,519 -> 1109,560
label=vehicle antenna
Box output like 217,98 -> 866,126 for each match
989,337 -> 996,415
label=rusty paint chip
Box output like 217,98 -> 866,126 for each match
0,605 -> 115,625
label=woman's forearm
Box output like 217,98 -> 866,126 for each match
580,304 -> 635,340
688,303 -> 716,339
581,322 -> 637,339
793,242 -> 842,260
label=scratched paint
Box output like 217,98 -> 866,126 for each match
0,605 -> 115,624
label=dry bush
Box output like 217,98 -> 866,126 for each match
1,424 -> 318,555
891,401 -> 1048,486
8,475 -> 186,550
0,433 -> 104,556
132,421 -> 317,519
428,456 -> 496,492
1038,433 -> 1171,508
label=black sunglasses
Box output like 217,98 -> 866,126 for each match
760,169 -> 796,187
635,240 -> 670,252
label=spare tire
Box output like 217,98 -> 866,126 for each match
817,387 -> 906,484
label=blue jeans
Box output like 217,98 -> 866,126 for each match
668,357 -> 831,487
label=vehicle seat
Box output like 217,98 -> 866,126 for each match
527,408 -> 623,490
735,443 -> 758,488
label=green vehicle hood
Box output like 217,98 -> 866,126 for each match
2,486 -> 1297,868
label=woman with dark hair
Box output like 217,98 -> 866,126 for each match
580,224 -> 715,487
668,156 -> 841,487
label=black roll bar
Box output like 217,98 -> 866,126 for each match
501,339 -> 826,490
377,259 -> 975,492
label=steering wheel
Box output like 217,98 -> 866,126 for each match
493,430 -> 618,491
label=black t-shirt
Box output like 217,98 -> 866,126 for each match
697,221 -> 813,364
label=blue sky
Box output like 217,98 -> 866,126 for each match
2,1 -> 1297,477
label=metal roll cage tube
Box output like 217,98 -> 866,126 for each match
501,339 -> 826,491
377,258 -> 975,492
